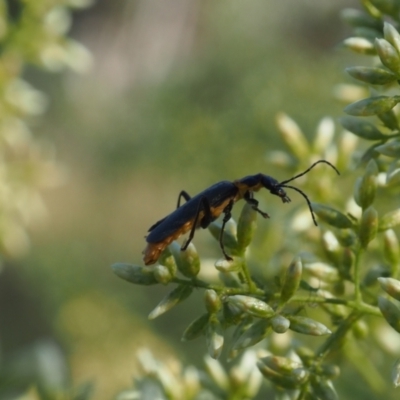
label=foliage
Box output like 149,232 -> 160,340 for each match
113,0 -> 400,399
0,0 -> 92,399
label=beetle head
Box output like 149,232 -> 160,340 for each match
260,175 -> 291,203
265,160 -> 340,226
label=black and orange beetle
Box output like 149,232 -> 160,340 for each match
143,160 -> 339,265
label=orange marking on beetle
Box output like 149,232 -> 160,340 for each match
143,199 -> 234,265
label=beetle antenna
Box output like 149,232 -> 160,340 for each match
280,184 -> 318,226
279,160 -> 340,185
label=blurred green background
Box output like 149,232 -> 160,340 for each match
0,0 -> 363,398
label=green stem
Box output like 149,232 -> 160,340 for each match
353,246 -> 363,303
316,311 -> 361,360
171,277 -> 263,296
238,258 -> 257,293
288,295 -> 381,316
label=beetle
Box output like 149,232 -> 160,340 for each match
142,160 -> 339,265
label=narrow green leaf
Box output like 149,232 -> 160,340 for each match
182,313 -> 210,341
346,66 -> 396,85
359,206 -> 378,248
378,296 -> 400,333
379,208 -> 400,231
344,96 -> 399,116
375,38 -> 400,74
237,203 -> 258,251
311,203 -> 353,229
288,316 -> 331,336
340,116 -> 386,140
111,263 -> 158,285
148,284 -> 193,319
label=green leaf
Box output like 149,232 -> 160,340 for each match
346,66 -> 397,85
311,203 -> 353,229
375,140 -> 400,158
375,38 -> 400,74
340,116 -> 386,140
378,296 -> 400,333
237,202 -> 258,251
354,159 -> 378,209
344,96 -> 399,116
181,313 -> 210,341
379,208 -> 400,231
288,316 -> 331,336
359,206 -> 378,248
148,284 -> 193,319
111,263 -> 158,285
378,277 -> 400,301
280,257 -> 302,303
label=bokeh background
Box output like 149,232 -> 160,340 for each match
0,0 -> 363,398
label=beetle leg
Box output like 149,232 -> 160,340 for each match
244,191 -> 269,218
177,190 -> 191,208
181,196 -> 211,251
219,199 -> 234,261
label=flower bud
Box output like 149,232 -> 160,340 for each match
359,206 -> 378,248
303,262 -> 339,283
148,284 -> 193,320
313,117 -> 335,153
341,8 -> 382,30
383,229 -> 400,267
257,362 -> 309,389
375,140 -> 400,158
204,289 -> 222,314
339,248 -> 354,280
379,208 -> 400,231
384,22 -> 400,54
340,116 -> 386,141
153,264 -> 173,284
237,203 -> 258,251
346,66 -> 396,85
231,318 -> 271,351
344,96 -> 399,116
182,313 -> 209,341
281,257 -> 302,303
206,316 -> 224,359
276,113 -> 310,160
270,315 -> 290,333
227,295 -> 274,318
378,296 -> 400,333
319,364 -> 341,380
342,37 -> 375,54
311,377 -> 338,400
288,316 -> 331,336
183,366 -> 201,398
378,110 -> 399,130
259,355 -> 303,374
375,38 -> 400,74
336,228 -> 357,247
378,277 -> 400,301
159,248 -> 177,276
311,203 -> 353,229
204,355 -> 229,390
208,219 -> 238,250
352,319 -> 369,339
354,159 -> 378,209
169,241 -> 200,278
111,263 -> 158,285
